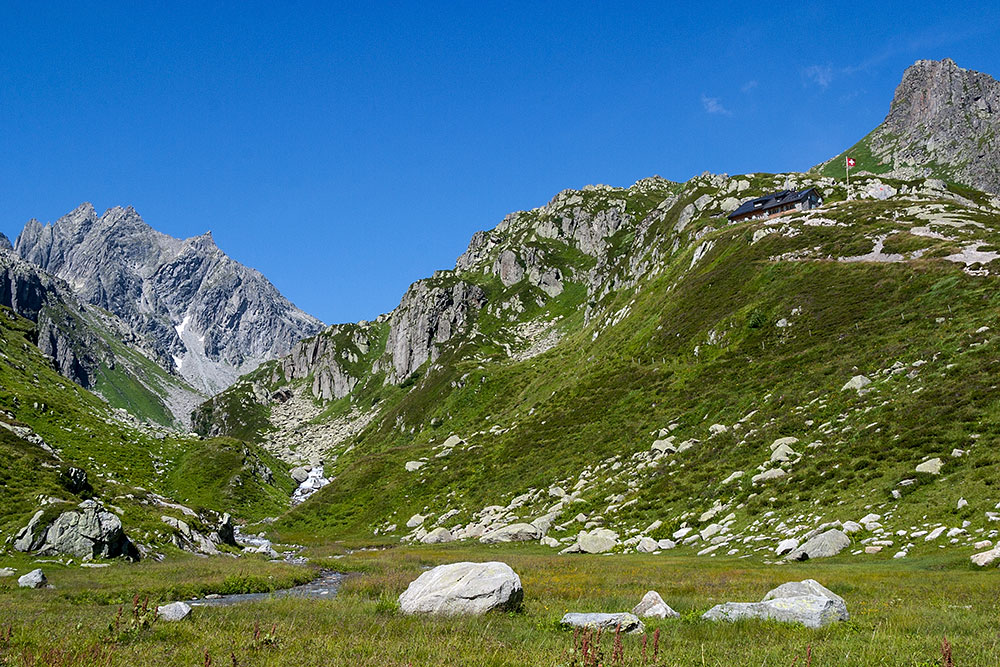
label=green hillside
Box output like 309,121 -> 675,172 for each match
183,172 -> 1000,566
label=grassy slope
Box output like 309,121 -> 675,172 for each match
268,178 -> 1000,555
0,307 -> 292,544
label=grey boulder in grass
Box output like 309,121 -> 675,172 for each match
560,612 -> 645,634
17,569 -> 47,589
157,601 -> 192,622
702,579 -> 848,629
398,561 -> 523,615
786,529 -> 850,561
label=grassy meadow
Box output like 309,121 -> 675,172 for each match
1,544 -> 998,666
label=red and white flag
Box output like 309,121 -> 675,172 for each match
846,157 -> 856,167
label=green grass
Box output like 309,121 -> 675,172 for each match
0,545 -> 997,665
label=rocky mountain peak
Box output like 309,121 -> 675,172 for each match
825,58 -> 1000,193
0,232 -> 11,251
14,204 -> 324,395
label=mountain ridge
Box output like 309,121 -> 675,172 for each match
15,203 -> 325,396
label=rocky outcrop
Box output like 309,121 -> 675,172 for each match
829,59 -> 1000,194
398,561 -> 523,615
385,279 -> 486,383
15,204 -> 324,394
0,233 -> 11,251
13,501 -> 138,560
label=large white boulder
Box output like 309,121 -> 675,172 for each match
635,537 -> 659,553
842,375 -> 871,392
916,458 -> 943,475
398,561 -> 523,615
420,527 -> 454,544
971,547 -> 1000,567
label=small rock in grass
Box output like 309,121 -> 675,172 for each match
841,375 -> 871,392
17,569 -> 47,589
915,458 -> 943,475
157,601 -> 192,622
561,612 -> 644,634
0,567 -> 16,577
632,591 -> 679,619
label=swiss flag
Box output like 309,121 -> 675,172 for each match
846,157 -> 856,167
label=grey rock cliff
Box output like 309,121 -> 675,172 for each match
0,233 -> 11,251
857,58 -> 1000,193
15,204 -> 324,394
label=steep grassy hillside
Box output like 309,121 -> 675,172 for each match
0,305 -> 293,552
191,171 -> 1000,567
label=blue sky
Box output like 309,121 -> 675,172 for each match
2,2 -> 999,324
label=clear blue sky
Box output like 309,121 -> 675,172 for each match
2,2 -> 998,324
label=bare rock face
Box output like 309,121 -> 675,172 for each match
863,59 -> 1000,194
385,279 -> 487,383
0,232 -> 11,251
398,561 -> 523,615
14,204 -> 324,394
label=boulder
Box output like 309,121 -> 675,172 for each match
480,523 -> 541,544
62,467 -> 90,494
421,527 -> 454,544
702,595 -> 846,629
632,590 -> 679,619
157,601 -> 192,622
15,501 -> 137,560
398,561 -> 523,615
915,458 -> 943,475
540,536 -> 560,548
751,468 -> 786,484
762,579 -> 847,619
770,436 -> 799,450
657,539 -> 677,550
561,612 -> 644,634
635,537 -> 658,553
770,444 -> 797,463
214,513 -> 237,547
406,513 -> 426,528
0,567 -> 15,577
971,547 -> 1000,567
775,538 -> 799,556
405,461 -> 426,472
17,569 -> 47,589
577,528 -> 619,554
787,529 -> 850,561
289,466 -> 312,484
841,375 -> 871,392
842,521 -> 863,534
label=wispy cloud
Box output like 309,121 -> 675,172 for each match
740,79 -> 758,93
803,64 -> 834,88
701,94 -> 731,115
